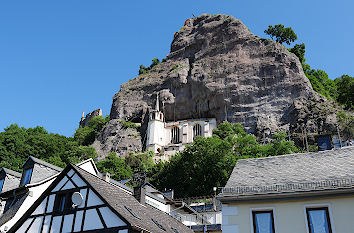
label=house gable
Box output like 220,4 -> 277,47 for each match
10,166 -> 129,233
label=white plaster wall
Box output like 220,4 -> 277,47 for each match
78,162 -> 97,175
222,195 -> 354,233
145,196 -> 168,213
0,178 -> 54,232
147,120 -> 165,152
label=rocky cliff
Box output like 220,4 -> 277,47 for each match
93,14 -> 339,158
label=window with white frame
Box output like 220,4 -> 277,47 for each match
306,207 -> 333,233
252,210 -> 275,233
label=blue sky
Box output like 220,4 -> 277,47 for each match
1,0 -> 353,137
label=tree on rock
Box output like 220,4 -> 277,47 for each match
289,43 -> 306,64
264,24 -> 297,45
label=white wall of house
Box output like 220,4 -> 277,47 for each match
222,195 -> 354,233
0,178 -> 55,232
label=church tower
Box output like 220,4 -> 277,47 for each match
146,93 -> 165,153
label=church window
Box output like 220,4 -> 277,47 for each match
193,123 -> 202,139
171,127 -> 180,144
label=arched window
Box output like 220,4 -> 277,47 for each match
171,127 -> 180,144
193,124 -> 202,139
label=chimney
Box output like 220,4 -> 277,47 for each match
102,172 -> 111,182
133,185 -> 146,204
163,189 -> 174,200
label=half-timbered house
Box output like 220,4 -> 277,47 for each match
0,157 -> 99,233
8,164 -> 193,233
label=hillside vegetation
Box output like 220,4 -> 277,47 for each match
0,120 -> 300,198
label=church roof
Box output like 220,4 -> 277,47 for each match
219,147 -> 354,201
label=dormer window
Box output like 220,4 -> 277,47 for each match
0,179 -> 4,192
21,168 -> 33,186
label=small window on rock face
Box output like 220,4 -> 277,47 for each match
21,168 -> 33,186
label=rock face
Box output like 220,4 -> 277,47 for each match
93,119 -> 142,159
80,109 -> 103,127
94,14 -> 340,157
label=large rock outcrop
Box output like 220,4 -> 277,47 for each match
94,14 -> 340,157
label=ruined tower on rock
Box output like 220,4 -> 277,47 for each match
92,14 -> 339,158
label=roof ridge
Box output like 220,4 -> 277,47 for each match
2,168 -> 22,178
28,156 -> 63,171
72,164 -> 136,195
237,147 -> 354,163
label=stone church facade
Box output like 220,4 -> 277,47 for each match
146,94 -> 217,162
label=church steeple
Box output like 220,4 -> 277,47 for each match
155,93 -> 159,111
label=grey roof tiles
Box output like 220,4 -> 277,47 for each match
223,147 -> 354,196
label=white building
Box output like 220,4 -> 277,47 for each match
218,146 -> 354,233
146,94 -> 217,162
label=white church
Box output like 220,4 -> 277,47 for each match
146,94 -> 217,162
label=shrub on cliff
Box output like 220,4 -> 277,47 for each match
74,115 -> 109,146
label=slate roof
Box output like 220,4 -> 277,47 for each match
29,156 -> 63,172
0,193 -> 28,226
2,168 -> 21,178
221,147 -> 354,197
72,165 -> 193,233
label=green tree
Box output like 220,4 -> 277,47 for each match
335,75 -> 354,109
264,24 -> 298,45
267,131 -> 298,156
125,151 -> 155,174
303,65 -> 337,100
96,153 -> 133,181
74,116 -> 108,146
74,126 -> 95,146
337,111 -> 354,140
151,136 -> 236,198
0,124 -> 97,172
289,43 -> 306,64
